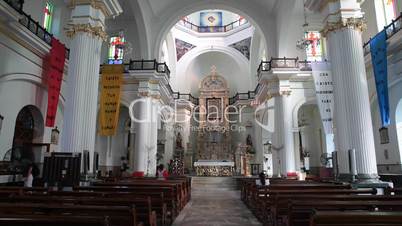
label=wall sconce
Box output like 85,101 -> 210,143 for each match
0,114 -> 3,134
51,126 -> 60,145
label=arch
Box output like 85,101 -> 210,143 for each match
152,2 -> 273,60
11,105 -> 44,163
292,97 -> 317,129
0,72 -> 66,105
173,45 -> 251,95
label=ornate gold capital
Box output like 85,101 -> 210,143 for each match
138,91 -> 161,100
65,23 -> 107,41
322,17 -> 366,37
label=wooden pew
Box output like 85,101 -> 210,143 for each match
0,214 -> 111,226
0,202 -> 137,226
288,200 -> 402,226
75,186 -> 176,221
0,194 -> 156,226
310,211 -> 402,226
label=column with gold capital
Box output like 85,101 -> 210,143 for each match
308,0 -> 378,181
61,0 -> 122,173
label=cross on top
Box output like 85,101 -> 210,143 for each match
211,65 -> 217,76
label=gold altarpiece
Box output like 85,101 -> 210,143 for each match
196,68 -> 233,162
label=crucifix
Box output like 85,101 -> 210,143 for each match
306,32 -> 320,57
210,65 -> 217,79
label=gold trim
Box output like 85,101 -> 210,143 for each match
321,17 -> 366,37
65,23 -> 107,41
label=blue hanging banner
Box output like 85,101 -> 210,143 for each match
370,30 -> 390,127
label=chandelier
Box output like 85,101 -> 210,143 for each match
296,0 -> 312,51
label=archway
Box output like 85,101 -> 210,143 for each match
154,5 -> 272,61
11,105 -> 44,165
297,104 -> 325,176
95,106 -> 131,176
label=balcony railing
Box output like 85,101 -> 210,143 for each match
257,57 -> 312,79
124,60 -> 170,79
364,12 -> 402,55
3,0 -> 70,59
172,92 -> 199,105
179,18 -> 248,33
229,91 -> 256,105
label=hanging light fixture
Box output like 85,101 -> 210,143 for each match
296,0 -> 312,51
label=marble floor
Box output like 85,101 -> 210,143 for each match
172,177 -> 262,226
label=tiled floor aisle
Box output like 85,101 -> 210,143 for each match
172,177 -> 262,226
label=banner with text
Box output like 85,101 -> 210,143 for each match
99,65 -> 124,136
311,62 -> 334,135
45,37 -> 66,127
370,30 -> 390,127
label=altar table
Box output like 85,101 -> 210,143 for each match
194,161 -> 235,176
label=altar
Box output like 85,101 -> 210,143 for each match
194,160 -> 234,176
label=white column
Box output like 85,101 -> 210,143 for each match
272,95 -> 284,176
132,97 -> 159,176
282,94 -> 297,175
60,1 -> 121,173
323,2 -> 378,180
128,120 -> 136,170
272,93 -> 296,176
61,8 -> 106,173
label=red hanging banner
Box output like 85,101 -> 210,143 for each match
45,37 -> 66,127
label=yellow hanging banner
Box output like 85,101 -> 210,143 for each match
99,64 -> 124,136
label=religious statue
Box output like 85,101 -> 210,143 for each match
176,132 -> 183,149
246,135 -> 255,154
246,135 -> 253,147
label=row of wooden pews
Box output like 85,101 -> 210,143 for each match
0,176 -> 191,226
240,177 -> 402,226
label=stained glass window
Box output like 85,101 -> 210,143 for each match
108,36 -> 125,64
43,2 -> 54,31
305,31 -> 323,61
383,0 -> 397,24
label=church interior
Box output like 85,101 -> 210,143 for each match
1,0 -> 402,225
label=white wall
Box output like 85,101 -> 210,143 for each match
0,31 -> 66,159
23,0 -> 71,47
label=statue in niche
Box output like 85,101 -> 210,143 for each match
246,135 -> 255,154
176,132 -> 183,149
246,135 -> 253,147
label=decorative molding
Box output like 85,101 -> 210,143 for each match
69,0 -> 121,17
138,91 -> 161,100
65,23 -> 107,41
321,17 -> 366,37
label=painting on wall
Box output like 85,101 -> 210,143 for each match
200,11 -> 223,27
175,39 -> 196,61
229,37 -> 251,60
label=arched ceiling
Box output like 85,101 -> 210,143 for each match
146,0 -> 279,17
173,51 -> 251,97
